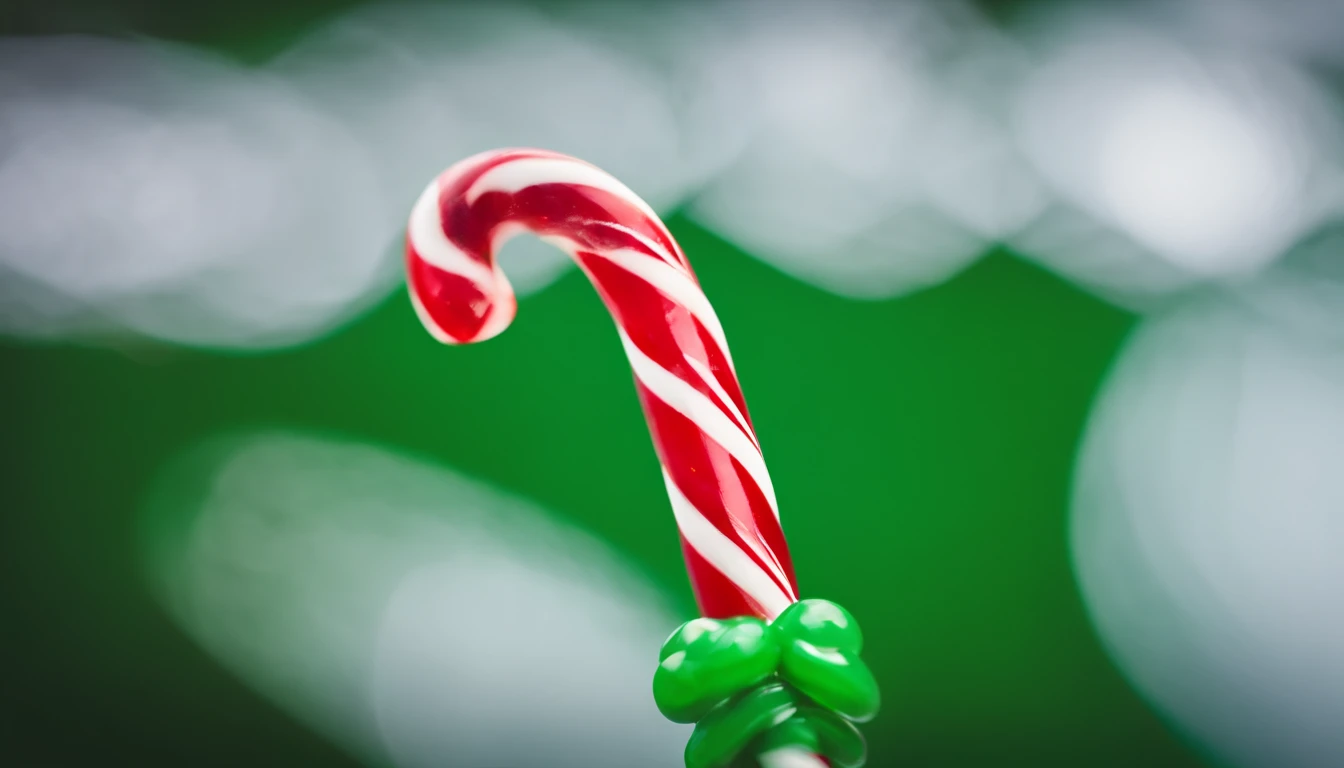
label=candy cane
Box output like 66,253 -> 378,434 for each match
406,148 -> 799,621
406,149 -> 875,768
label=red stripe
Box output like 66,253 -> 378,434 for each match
576,252 -> 752,435
680,535 -> 763,619
551,183 -> 685,273
726,447 -> 797,596
438,169 -> 684,273
637,381 -> 796,599
430,149 -> 572,269
571,218 -> 685,271
437,148 -> 565,206
692,317 -> 755,435
406,239 -> 501,343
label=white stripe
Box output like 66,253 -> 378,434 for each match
662,469 -> 792,619
590,219 -> 685,272
407,178 -> 494,286
592,248 -> 736,372
466,156 -> 663,232
684,355 -> 759,452
473,264 -> 517,342
631,336 -> 790,594
534,237 -> 737,374
490,221 -> 529,254
620,331 -> 782,520
440,147 -> 519,182
668,423 -> 792,600
758,748 -> 830,768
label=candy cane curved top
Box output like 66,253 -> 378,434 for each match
406,148 -> 799,620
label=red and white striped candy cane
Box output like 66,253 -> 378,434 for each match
406,148 -> 800,622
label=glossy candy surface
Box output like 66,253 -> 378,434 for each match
685,682 -> 798,768
652,599 -> 879,766
773,600 -> 880,723
654,617 -> 780,723
757,708 -> 867,768
405,148 -> 798,621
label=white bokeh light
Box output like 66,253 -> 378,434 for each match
684,0 -> 929,253
1011,13 -> 1343,302
0,35 -> 394,348
1233,220 -> 1344,344
1011,203 -> 1189,313
1095,78 -> 1298,273
272,1 -> 692,298
6,1 -> 1343,346
374,559 -> 682,768
1159,0 -> 1344,71
680,0 -> 1037,298
141,431 -> 689,768
272,0 -> 1037,303
1072,294 -> 1344,768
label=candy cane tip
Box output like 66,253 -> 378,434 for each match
407,287 -> 463,345
407,281 -> 517,346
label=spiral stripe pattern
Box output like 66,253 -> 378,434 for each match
405,148 -> 800,621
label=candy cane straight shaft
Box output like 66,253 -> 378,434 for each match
406,148 -> 800,621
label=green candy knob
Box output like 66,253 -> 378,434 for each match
772,600 -> 880,723
685,682 -> 797,768
777,640 -> 880,723
771,598 -> 864,653
652,599 -> 880,767
654,617 -> 781,724
754,707 -> 867,768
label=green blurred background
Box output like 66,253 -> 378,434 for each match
5,0 -> 1342,766
5,233 -> 1191,766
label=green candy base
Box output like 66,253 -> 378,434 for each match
653,599 -> 880,768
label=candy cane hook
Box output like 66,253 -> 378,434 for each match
407,147 -> 798,621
